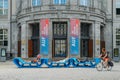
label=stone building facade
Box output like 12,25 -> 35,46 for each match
8,0 -> 119,61
0,0 -> 16,59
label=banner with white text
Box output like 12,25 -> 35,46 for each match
70,19 -> 80,55
40,19 -> 49,55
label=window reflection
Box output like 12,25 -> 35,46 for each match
0,0 -> 8,15
80,0 -> 90,6
32,0 -> 41,6
53,0 -> 66,5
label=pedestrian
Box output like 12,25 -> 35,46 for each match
31,54 -> 41,63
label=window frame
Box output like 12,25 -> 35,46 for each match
116,0 -> 120,15
0,0 -> 8,15
53,0 -> 66,5
53,22 -> 67,38
32,0 -> 41,7
53,39 -> 67,57
80,0 -> 90,7
0,29 -> 8,46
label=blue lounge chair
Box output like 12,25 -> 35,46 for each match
65,57 -> 79,67
13,57 -> 39,68
38,58 -> 50,67
49,59 -> 68,68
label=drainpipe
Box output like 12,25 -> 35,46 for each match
112,0 -> 113,58
10,0 -> 12,58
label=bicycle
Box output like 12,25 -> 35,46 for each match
96,59 -> 113,71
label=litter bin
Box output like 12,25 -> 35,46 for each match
0,48 -> 6,62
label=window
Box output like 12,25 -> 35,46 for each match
53,22 -> 67,57
0,29 -> 8,46
53,22 -> 67,37
116,28 -> 120,45
53,0 -> 66,5
32,0 -> 41,6
0,0 -> 8,15
101,0 -> 107,11
80,0 -> 90,6
116,8 -> 120,14
81,23 -> 90,38
116,0 -> 120,15
54,39 -> 67,57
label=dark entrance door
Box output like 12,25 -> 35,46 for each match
81,39 -> 89,57
18,26 -> 21,57
52,22 -> 67,58
31,23 -> 40,57
81,23 -> 92,57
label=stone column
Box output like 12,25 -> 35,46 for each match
21,22 -> 28,58
94,21 -> 101,57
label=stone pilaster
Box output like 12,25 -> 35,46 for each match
21,22 -> 28,58
94,21 -> 101,57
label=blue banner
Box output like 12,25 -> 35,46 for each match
40,37 -> 49,55
70,37 -> 79,55
40,19 -> 49,55
70,19 -> 80,55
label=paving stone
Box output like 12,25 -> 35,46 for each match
0,61 -> 120,80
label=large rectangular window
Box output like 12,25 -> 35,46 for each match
116,0 -> 120,15
0,29 -> 8,46
53,22 -> 67,58
0,0 -> 8,15
32,0 -> 41,6
116,8 -> 120,15
54,39 -> 67,57
53,0 -> 66,5
80,0 -> 90,7
116,28 -> 120,45
53,22 -> 67,38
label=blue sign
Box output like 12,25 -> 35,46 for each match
40,37 -> 49,55
70,37 -> 79,55
40,19 -> 49,55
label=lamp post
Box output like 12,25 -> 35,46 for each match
10,0 -> 12,58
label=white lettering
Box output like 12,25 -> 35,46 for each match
41,37 -> 46,46
71,26 -> 78,36
72,37 -> 76,47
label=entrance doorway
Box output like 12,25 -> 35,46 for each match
81,23 -> 93,57
18,26 -> 21,57
29,23 -> 40,57
52,22 -> 67,58
81,39 -> 89,57
100,26 -> 105,52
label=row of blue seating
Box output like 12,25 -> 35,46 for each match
13,57 -> 101,68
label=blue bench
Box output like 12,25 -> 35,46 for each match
49,59 -> 68,68
38,58 -> 50,67
13,57 -> 101,68
13,57 -> 39,68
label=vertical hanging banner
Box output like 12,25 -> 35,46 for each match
40,19 -> 49,55
70,19 -> 80,55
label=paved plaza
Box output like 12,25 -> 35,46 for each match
0,60 -> 120,80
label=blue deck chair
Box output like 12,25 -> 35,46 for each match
38,58 -> 50,67
13,57 -> 39,68
49,59 -> 68,68
65,57 -> 79,67
77,58 -> 95,68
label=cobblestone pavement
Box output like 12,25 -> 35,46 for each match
0,61 -> 120,80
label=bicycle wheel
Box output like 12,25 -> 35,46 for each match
107,65 -> 112,71
96,63 -> 103,71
